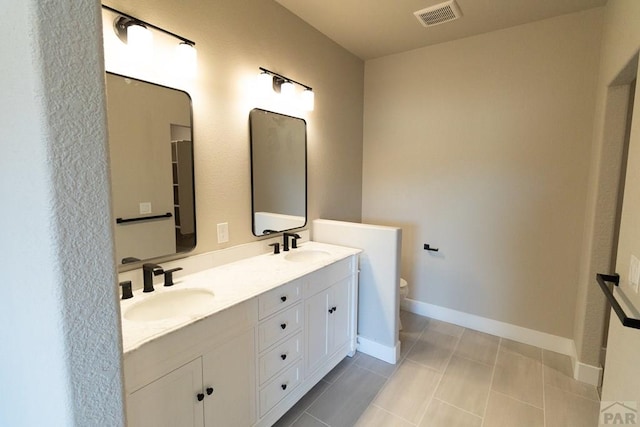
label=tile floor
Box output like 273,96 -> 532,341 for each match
273,310 -> 601,427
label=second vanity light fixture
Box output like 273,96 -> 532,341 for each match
103,5 -> 197,76
258,67 -> 314,111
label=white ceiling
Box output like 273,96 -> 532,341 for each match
274,0 -> 607,60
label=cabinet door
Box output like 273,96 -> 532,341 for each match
127,358 -> 204,427
305,289 -> 330,375
202,328 -> 256,427
329,277 -> 352,354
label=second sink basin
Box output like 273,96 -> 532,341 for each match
284,249 -> 331,263
124,288 -> 215,322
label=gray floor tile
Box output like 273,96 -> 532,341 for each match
307,365 -> 387,427
373,359 -> 441,423
407,328 -> 459,372
501,338 -> 542,361
418,398 -> 483,427
273,380 -> 331,427
544,384 -> 600,427
542,350 -> 599,401
483,391 -> 544,427
290,413 -> 329,427
355,352 -> 398,378
355,404 -> 415,427
492,347 -> 543,408
435,354 -> 493,416
425,318 -> 465,338
322,353 -> 359,384
454,329 -> 499,366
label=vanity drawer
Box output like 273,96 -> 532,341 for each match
258,304 -> 302,352
259,279 -> 302,320
259,360 -> 302,417
259,332 -> 302,385
303,257 -> 353,296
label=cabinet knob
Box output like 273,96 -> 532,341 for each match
332,306 -> 337,312
206,387 -> 214,396
281,295 -> 287,302
197,393 -> 205,402
281,384 -> 287,391
281,353 -> 287,360
280,323 -> 287,330
328,308 -> 334,314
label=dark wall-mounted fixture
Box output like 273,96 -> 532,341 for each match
258,67 -> 314,111
102,5 -> 197,77
103,4 -> 196,47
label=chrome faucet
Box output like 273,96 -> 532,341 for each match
142,263 -> 164,293
282,233 -> 301,251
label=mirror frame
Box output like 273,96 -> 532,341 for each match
106,71 -> 197,266
249,108 -> 307,237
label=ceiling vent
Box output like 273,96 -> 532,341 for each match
414,0 -> 463,27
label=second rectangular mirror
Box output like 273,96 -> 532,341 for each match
249,109 -> 307,237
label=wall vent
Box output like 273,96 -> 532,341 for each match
414,0 -> 463,27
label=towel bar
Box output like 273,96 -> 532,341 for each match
596,273 -> 640,330
116,212 -> 173,224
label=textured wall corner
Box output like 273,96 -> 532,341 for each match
0,0 -> 125,425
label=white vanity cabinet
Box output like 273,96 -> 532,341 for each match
122,247 -> 359,427
305,276 -> 352,375
255,256 -> 358,426
124,300 -> 257,427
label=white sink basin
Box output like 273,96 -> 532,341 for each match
124,288 -> 215,322
284,249 -> 331,263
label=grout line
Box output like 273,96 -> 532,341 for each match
491,389 -> 544,411
369,403 -> 419,426
480,337 -> 501,427
432,397 -> 484,420
303,411 -> 330,426
414,321 -> 463,426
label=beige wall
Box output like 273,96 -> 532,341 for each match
103,0 -> 364,257
362,9 -> 603,338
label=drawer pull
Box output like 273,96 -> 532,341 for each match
280,323 -> 287,330
197,393 -> 205,402
206,387 -> 214,396
281,295 -> 287,302
281,353 -> 287,360
281,383 -> 287,391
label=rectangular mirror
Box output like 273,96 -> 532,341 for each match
106,72 -> 196,265
249,109 -> 307,236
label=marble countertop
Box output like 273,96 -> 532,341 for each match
120,241 -> 361,353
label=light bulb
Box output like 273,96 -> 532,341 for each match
281,81 -> 295,98
301,89 -> 314,111
257,71 -> 273,95
127,23 -> 152,54
176,42 -> 197,78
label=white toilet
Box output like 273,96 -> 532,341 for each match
399,278 -> 408,330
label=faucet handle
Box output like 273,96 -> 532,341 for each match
163,267 -> 183,287
290,233 -> 301,249
120,281 -> 133,300
269,242 -> 280,254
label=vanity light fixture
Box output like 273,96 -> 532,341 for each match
258,67 -> 315,111
104,5 -> 197,70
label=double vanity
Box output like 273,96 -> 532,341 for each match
121,241 -> 360,427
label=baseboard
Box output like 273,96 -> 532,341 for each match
357,335 -> 399,364
403,298 -> 575,356
570,342 -> 603,387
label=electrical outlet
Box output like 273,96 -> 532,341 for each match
629,255 -> 640,293
217,222 -> 229,243
139,202 -> 152,214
